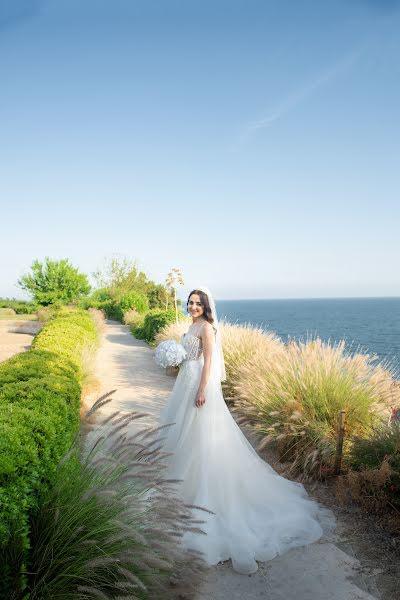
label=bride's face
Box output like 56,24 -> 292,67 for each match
188,294 -> 204,319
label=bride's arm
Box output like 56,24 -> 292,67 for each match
195,323 -> 213,407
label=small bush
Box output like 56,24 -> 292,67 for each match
335,424 -> 400,513
132,310 -> 176,344
0,298 -> 38,314
80,289 -> 149,323
116,290 -> 149,313
36,305 -> 59,322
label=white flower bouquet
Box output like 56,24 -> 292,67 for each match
154,339 -> 187,369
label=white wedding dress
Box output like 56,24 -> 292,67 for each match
157,320 -> 333,574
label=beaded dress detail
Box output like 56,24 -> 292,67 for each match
181,321 -> 205,361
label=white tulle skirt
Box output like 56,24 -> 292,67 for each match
157,357 -> 333,574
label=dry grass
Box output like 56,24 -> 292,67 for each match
154,317 -> 192,345
88,307 -> 106,333
80,310 -> 106,399
215,323 -> 398,478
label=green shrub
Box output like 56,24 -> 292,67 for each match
81,292 -> 149,323
0,298 -> 38,315
351,423 -> 400,472
32,309 -> 98,378
132,309 -> 176,343
116,290 -> 149,313
78,288 -> 112,311
336,424 -> 400,513
36,305 -> 59,322
0,308 -> 98,598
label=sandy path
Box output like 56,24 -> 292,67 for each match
88,321 -> 381,600
0,320 -> 42,362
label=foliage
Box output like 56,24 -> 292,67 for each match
0,298 -> 38,314
351,423 -> 400,472
92,256 -> 149,295
26,392 -> 207,600
91,257 -> 174,316
116,290 -> 149,313
0,309 -> 99,598
335,424 -> 400,513
17,258 -> 91,306
132,310 -> 177,344
36,305 -> 60,322
147,283 -> 173,310
32,308 -> 99,377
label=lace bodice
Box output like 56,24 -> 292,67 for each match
181,321 -> 206,361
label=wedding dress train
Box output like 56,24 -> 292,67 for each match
157,324 -> 334,575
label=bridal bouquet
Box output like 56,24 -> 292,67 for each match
154,339 -> 187,368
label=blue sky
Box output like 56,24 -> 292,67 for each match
1,0 -> 399,300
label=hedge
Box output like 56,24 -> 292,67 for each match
0,299 -> 38,315
80,291 -> 149,322
131,309 -> 176,343
0,308 -> 99,598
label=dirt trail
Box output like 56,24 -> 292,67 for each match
87,321 -> 382,600
0,319 -> 41,362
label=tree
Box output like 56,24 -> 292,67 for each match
165,268 -> 184,323
18,258 -> 91,305
92,256 -> 173,310
92,256 -> 149,297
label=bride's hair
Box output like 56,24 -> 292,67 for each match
187,289 -> 215,326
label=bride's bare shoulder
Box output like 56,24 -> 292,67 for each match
200,320 -> 214,336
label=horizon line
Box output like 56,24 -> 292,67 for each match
214,295 -> 400,302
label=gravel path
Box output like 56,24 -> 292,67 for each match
87,320 -> 381,600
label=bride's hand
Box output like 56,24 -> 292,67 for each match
195,390 -> 206,407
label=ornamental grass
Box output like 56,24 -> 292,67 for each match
233,336 -> 397,476
27,391 -> 208,600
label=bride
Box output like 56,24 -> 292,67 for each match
156,285 -> 332,575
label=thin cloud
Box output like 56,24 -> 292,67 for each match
244,49 -> 362,138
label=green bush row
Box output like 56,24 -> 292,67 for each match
0,298 -> 38,314
132,309 -> 176,343
0,308 -> 99,598
80,289 -> 149,322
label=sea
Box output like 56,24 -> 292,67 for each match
214,297 -> 400,373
